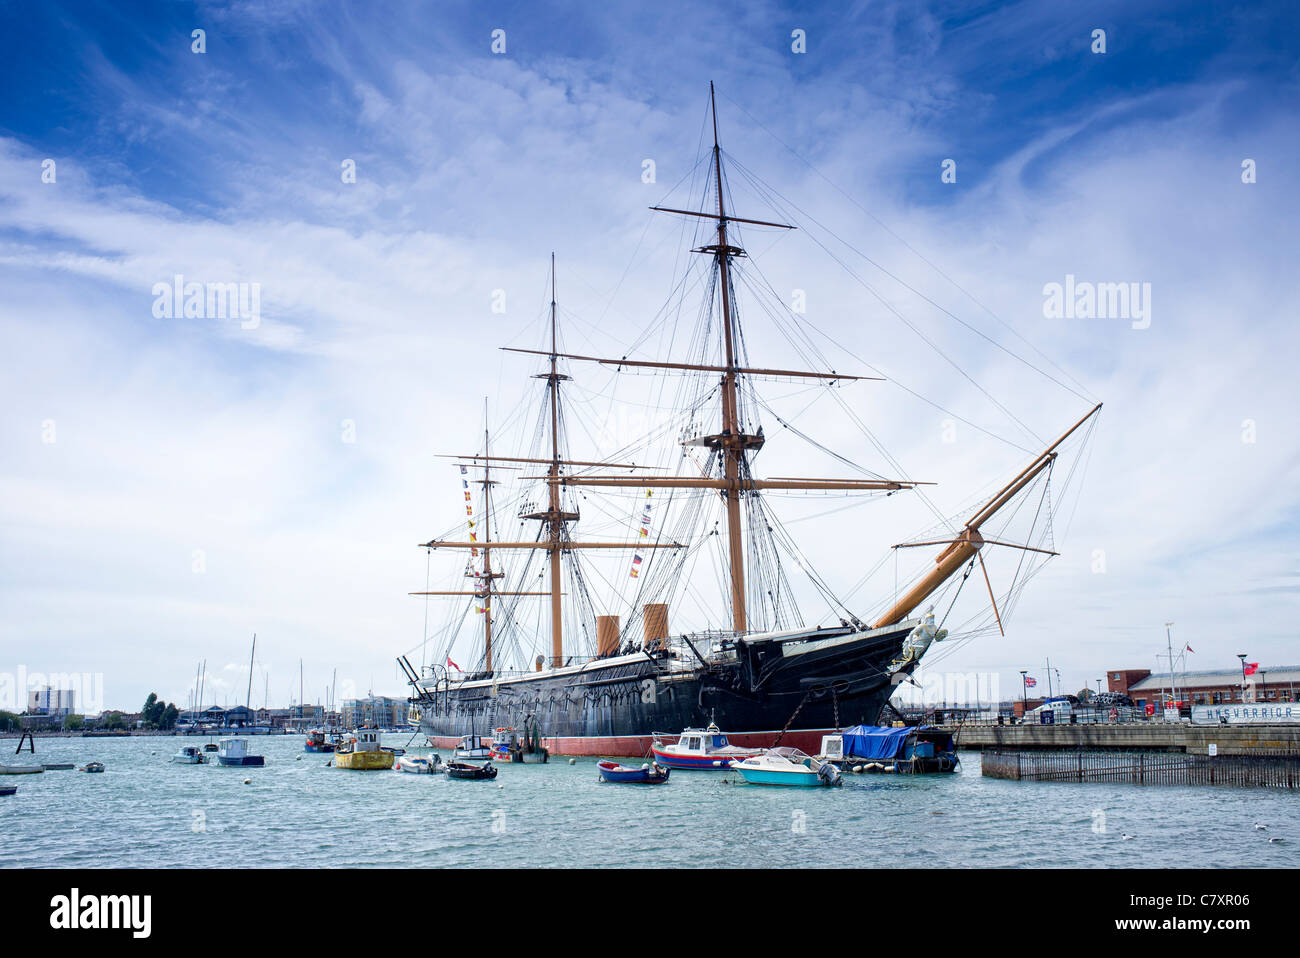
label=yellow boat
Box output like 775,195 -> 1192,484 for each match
333,729 -> 395,770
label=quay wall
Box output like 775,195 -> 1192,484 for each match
944,723 -> 1300,755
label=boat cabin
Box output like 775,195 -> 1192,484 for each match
676,724 -> 731,755
218,738 -> 250,759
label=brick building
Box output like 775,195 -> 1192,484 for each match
1108,665 -> 1300,707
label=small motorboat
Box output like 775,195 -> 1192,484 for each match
303,729 -> 336,753
453,734 -> 494,761
0,785 -> 16,796
651,722 -> 764,770
446,761 -> 498,780
216,738 -> 265,767
333,729 -> 395,770
597,760 -> 670,784
171,746 -> 207,765
730,747 -> 842,787
82,762 -> 105,773
0,764 -> 44,775
395,754 -> 443,774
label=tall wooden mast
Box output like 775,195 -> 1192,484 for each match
419,255 -> 679,670
505,85 -> 924,636
710,82 -> 749,634
480,409 -> 496,671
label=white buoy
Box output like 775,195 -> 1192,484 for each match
498,783 -> 504,789
568,758 -> 576,765
853,765 -> 864,774
243,778 -> 251,785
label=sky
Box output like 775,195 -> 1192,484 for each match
1,0 -> 1298,715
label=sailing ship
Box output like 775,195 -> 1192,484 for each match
403,85 -> 1100,757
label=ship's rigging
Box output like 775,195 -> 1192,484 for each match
407,84 -> 1101,682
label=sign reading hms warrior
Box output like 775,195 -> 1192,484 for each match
1191,704 -> 1300,725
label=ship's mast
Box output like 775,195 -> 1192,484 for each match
480,409 -> 497,671
710,82 -> 749,634
546,254 -> 565,665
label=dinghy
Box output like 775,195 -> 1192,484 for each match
395,754 -> 443,774
82,762 -> 105,773
446,761 -> 498,780
0,764 -> 44,775
0,785 -> 16,796
597,760 -> 670,784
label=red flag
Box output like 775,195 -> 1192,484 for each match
1184,644 -> 1194,653
1244,662 -> 1259,676
446,655 -> 461,672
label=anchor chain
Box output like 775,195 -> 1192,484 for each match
771,690 -> 813,749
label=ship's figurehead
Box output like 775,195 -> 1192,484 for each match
888,606 -> 949,674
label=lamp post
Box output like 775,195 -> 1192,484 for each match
1020,670 -> 1028,722
1096,679 -> 1102,695
1261,670 -> 1268,702
1238,653 -> 1248,703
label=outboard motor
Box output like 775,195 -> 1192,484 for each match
818,762 -> 842,786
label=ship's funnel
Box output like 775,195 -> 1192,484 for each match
643,603 -> 669,651
597,615 -> 621,657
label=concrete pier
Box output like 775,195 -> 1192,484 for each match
943,722 -> 1300,755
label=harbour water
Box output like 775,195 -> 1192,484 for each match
2,735 -> 1294,868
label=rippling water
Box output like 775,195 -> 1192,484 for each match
1,735 -> 1295,868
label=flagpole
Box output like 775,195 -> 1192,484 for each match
1165,622 -> 1176,712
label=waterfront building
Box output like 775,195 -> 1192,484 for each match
1109,665 -> 1300,706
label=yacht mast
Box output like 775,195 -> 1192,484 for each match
245,634 -> 255,711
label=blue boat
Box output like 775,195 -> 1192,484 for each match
597,760 -> 670,784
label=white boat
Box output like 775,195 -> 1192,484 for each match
0,764 -> 44,775
395,754 -> 443,774
452,734 -> 493,761
730,747 -> 842,787
171,745 -> 208,765
650,723 -> 764,770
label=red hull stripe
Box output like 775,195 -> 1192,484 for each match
421,729 -> 837,758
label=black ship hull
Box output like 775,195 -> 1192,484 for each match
412,620 -> 917,756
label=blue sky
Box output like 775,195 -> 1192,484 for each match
2,0 -> 1298,713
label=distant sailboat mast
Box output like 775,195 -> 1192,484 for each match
245,633 -> 256,712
